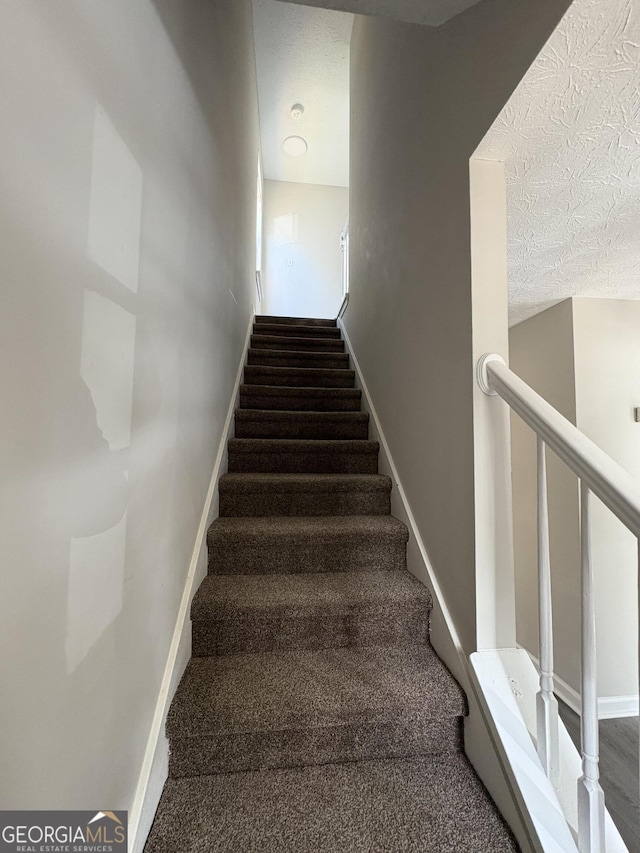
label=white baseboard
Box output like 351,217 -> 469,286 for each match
599,694 -> 639,719
520,645 -> 639,720
129,312 -> 254,853
337,318 -> 465,674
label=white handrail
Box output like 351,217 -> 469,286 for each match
479,354 -> 640,536
478,353 -> 638,853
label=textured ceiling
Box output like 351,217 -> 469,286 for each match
476,0 -> 640,326
275,0 -> 484,27
253,0 -> 351,187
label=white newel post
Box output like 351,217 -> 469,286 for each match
536,437 -> 560,786
578,483 -> 605,853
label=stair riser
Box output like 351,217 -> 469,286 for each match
243,366 -> 355,388
247,350 -> 349,370
168,716 -> 463,778
228,450 -> 378,475
192,607 -> 429,656
240,390 -> 361,411
254,323 -> 342,339
219,490 -> 391,517
208,536 -> 407,575
251,336 -> 345,352
234,418 -> 369,441
256,316 -> 336,327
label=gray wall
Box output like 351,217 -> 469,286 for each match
263,180 -> 348,319
346,0 -> 572,653
0,0 -> 258,810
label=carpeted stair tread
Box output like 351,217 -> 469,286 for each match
256,315 -> 336,327
251,334 -> 346,352
167,646 -> 466,775
191,569 -> 430,655
167,644 -> 466,739
166,646 -> 466,776
228,438 -> 379,474
243,364 -> 356,388
254,322 -> 342,338
145,755 -> 518,853
207,515 -> 407,573
234,409 -> 369,440
247,348 -> 349,369
194,569 -> 429,618
239,384 -> 362,411
219,473 -> 391,495
218,473 -> 392,516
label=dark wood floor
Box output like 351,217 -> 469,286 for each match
558,700 -> 639,851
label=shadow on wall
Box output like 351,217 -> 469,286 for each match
1,80 -> 207,806
66,104 -> 140,676
1,94 -> 158,807
0,0 -> 258,813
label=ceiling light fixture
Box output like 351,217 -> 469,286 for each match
290,103 -> 304,120
282,135 -> 308,157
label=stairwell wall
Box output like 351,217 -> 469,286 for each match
0,0 -> 258,815
345,0 -> 572,656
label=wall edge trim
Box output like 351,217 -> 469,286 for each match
129,310 -> 254,853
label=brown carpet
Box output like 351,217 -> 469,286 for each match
218,472 -> 393,516
144,314 -> 518,852
145,755 -> 516,853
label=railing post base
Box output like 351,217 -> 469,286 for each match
536,689 -> 560,787
577,775 -> 605,852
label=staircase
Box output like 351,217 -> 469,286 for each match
144,315 -> 517,852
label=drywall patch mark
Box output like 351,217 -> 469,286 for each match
88,105 -> 143,292
65,288 -> 136,674
81,290 -> 136,451
477,0 -> 640,325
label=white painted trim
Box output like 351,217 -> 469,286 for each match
338,318 -> 464,661
520,645 -> 639,720
129,312 -> 254,853
470,649 -> 628,853
471,650 -> 579,853
598,695 -> 640,719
